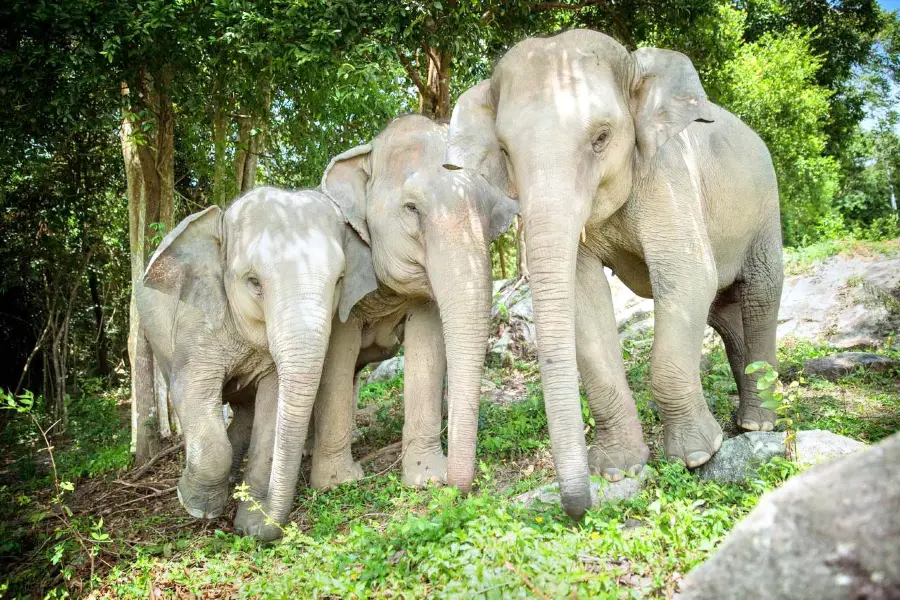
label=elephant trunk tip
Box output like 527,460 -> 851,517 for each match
447,463 -> 475,495
561,486 -> 592,521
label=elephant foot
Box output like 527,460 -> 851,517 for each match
736,404 -> 776,432
310,452 -> 364,490
663,408 -> 723,469
176,474 -> 229,519
234,499 -> 284,542
402,446 -> 447,487
588,424 -> 650,482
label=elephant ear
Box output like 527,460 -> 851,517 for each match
338,225 -> 378,323
322,144 -> 373,245
631,48 -> 716,170
142,205 -> 226,325
447,80 -> 514,198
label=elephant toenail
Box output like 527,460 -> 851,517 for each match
603,468 -> 624,482
686,451 -> 711,468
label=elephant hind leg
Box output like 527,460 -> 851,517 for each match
736,228 -> 783,432
708,284 -> 747,400
226,388 -> 257,483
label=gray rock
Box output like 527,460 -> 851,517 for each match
804,352 -> 899,380
778,254 -> 900,347
515,467 -> 649,508
679,433 -> 900,600
367,356 -> 404,383
489,331 -> 513,365
698,430 -> 867,483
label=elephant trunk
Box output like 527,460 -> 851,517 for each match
522,185 -> 592,520
427,227 -> 492,494
264,281 -> 333,523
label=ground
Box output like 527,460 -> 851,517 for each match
1,241 -> 898,599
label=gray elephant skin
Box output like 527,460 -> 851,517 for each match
235,115 -> 517,541
447,29 -> 784,519
137,187 -> 376,531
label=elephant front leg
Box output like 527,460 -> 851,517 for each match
225,387 -> 256,483
648,259 -> 723,468
575,249 -> 649,481
309,317 -> 365,490
401,303 -> 448,487
170,358 -> 232,519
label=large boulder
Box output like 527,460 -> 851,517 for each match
680,432 -> 900,600
778,253 -> 900,348
366,356 -> 404,383
804,352 -> 899,380
698,430 -> 867,483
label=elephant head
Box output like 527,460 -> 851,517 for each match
446,30 -> 715,519
321,114 -> 517,493
141,187 -> 376,522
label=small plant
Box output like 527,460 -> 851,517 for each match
744,361 -> 803,460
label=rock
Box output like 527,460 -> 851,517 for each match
778,254 -> 900,348
367,357 -> 404,383
515,467 -> 650,508
679,433 -> 900,600
698,430 -> 867,483
804,352 -> 899,380
356,404 -> 379,427
489,331 -> 513,365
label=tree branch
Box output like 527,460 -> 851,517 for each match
530,0 -> 608,10
396,48 -> 433,100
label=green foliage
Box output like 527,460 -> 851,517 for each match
717,27 -> 840,245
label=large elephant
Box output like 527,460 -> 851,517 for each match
447,30 -> 783,519
234,114 -> 517,540
138,187 -> 376,525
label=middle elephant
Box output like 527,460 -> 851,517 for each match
237,114 -> 517,539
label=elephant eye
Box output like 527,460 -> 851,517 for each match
403,202 -> 419,215
246,276 -> 262,295
592,128 -> 611,153
499,146 -> 509,158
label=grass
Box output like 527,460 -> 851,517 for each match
782,237 -> 899,275
1,331 -> 897,597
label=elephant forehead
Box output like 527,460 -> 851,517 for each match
246,228 -> 342,265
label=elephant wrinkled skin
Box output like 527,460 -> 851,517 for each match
138,187 -> 376,539
447,30 -> 783,520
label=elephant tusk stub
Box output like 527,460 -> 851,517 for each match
581,227 -> 586,244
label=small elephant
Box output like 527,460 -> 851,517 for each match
138,187 -> 376,524
321,114 -> 518,493
448,30 -> 783,519
234,115 -> 517,541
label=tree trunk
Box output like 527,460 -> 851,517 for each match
88,269 -> 110,380
211,103 -> 232,206
516,216 -> 529,280
233,86 -> 271,196
122,70 -> 175,465
399,43 -> 453,121
497,239 -> 508,279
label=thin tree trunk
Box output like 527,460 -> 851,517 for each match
212,103 -> 231,206
88,269 -> 110,380
154,361 -> 171,439
497,239 -> 507,279
233,88 -> 270,195
122,78 -> 165,464
401,44 -> 453,121
515,216 -> 529,280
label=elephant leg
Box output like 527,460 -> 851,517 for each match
170,357 -> 231,519
234,372 -> 277,533
708,284 -> 747,399
575,248 -> 649,481
225,388 -> 256,483
401,303 -> 448,487
309,317 -> 364,490
648,258 -> 723,468
736,230 -> 783,431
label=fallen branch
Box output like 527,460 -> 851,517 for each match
101,486 -> 177,515
126,443 -> 181,481
114,479 -> 164,494
504,561 -> 550,600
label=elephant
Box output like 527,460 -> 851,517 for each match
235,114 -> 517,540
137,186 -> 377,525
447,29 -> 784,520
